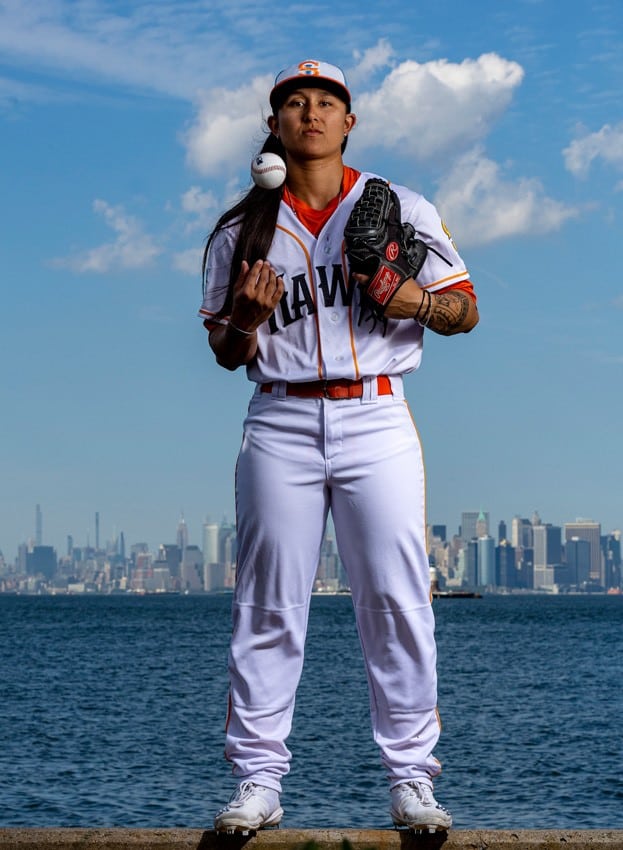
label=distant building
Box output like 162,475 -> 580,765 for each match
461,510 -> 489,543
26,545 -> 57,580
478,535 -> 496,588
158,544 -> 181,578
465,538 -> 478,588
176,515 -> 189,555
511,516 -> 533,549
602,532 -> 621,590
533,524 -> 563,590
35,504 -> 42,546
497,520 -> 507,543
202,520 -> 219,565
202,520 -> 221,591
181,545 -> 203,591
565,537 -> 591,587
564,521 -> 602,584
431,524 -> 447,542
496,540 -> 517,588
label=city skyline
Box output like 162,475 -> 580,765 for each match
3,501 -> 620,566
4,503 -> 620,596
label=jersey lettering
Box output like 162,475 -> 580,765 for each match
266,264 -> 355,334
316,264 -> 354,307
290,274 -> 316,320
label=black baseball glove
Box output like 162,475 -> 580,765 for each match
344,178 -> 428,322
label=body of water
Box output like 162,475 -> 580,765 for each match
0,592 -> 621,829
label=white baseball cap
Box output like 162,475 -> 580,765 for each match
270,59 -> 351,111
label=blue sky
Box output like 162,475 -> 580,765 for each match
2,0 -> 622,559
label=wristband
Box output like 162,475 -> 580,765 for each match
414,290 -> 427,322
417,291 -> 434,327
228,320 -> 256,336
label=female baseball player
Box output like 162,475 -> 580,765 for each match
200,59 -> 478,833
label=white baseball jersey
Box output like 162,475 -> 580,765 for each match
199,170 -> 470,384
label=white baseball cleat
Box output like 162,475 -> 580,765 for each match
390,780 -> 452,831
214,781 -> 283,833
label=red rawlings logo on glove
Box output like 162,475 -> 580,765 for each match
385,241 -> 400,262
368,265 -> 403,305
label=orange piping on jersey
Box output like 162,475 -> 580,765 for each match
276,223 -> 324,379
341,240 -> 361,379
421,271 -> 472,290
405,397 -> 428,596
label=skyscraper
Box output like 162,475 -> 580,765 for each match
202,518 -> 221,591
564,520 -> 602,584
602,532 -> 621,590
533,524 -> 562,589
202,519 -> 219,565
511,516 -> 533,549
564,537 -> 591,587
465,538 -> 478,587
478,534 -> 495,588
496,540 -> 517,588
176,514 -> 189,555
498,519 -> 507,543
461,510 -> 489,543
181,545 -> 204,591
35,504 -> 42,546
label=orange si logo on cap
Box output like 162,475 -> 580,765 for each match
298,60 -> 320,76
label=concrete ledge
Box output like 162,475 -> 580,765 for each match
0,830 -> 622,850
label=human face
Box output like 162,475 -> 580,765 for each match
269,87 -> 355,160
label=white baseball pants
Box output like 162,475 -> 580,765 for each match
225,377 -> 442,793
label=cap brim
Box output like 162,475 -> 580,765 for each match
270,77 -> 351,111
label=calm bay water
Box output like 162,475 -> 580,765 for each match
0,592 -> 621,829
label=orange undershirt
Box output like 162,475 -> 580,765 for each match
285,167 -> 476,303
284,165 -> 361,236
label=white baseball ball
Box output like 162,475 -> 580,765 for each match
250,152 -> 287,190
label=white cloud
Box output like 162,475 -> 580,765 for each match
182,53 -> 525,177
51,200 -> 162,273
0,0 -> 259,101
172,247 -> 203,276
0,74 -> 62,109
180,186 -> 219,233
351,53 -> 524,161
181,186 -> 216,216
563,122 -> 623,178
183,76 -> 273,176
434,149 -> 578,246
349,39 -> 395,86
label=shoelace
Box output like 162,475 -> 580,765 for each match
399,781 -> 448,812
230,781 -> 260,806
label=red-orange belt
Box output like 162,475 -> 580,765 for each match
261,375 -> 392,400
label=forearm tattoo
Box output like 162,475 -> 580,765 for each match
427,291 -> 473,335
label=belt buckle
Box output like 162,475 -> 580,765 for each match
322,380 -> 332,399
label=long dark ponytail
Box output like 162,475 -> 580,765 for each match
201,133 -> 286,318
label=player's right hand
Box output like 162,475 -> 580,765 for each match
230,259 -> 284,333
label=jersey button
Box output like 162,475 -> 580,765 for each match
330,312 -> 339,322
